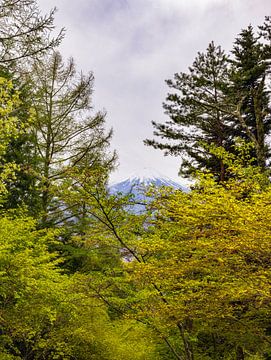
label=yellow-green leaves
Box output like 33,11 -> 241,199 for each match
127,173 -> 271,357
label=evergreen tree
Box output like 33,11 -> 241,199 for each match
0,0 -> 64,214
0,71 -> 42,214
0,75 -> 29,196
229,24 -> 271,170
145,22 -> 271,178
145,42 -> 235,180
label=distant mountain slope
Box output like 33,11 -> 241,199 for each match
110,176 -> 187,194
109,174 -> 189,213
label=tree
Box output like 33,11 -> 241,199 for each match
145,21 -> 271,179
0,69 -> 42,214
61,166 -> 197,359
0,76 -> 31,196
145,42 -> 235,181
0,74 -> 159,360
0,0 -> 64,213
125,163 -> 271,359
0,0 -> 64,66
229,24 -> 271,170
70,145 -> 271,359
0,215 -> 160,360
29,51 -> 116,225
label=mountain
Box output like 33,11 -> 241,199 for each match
109,176 -> 187,194
109,172 -> 189,213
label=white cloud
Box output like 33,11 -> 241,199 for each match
38,0 -> 271,182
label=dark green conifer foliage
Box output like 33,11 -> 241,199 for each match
229,24 -> 271,170
0,68 -> 42,214
3,83 -> 42,215
145,42 -> 235,180
145,21 -> 271,179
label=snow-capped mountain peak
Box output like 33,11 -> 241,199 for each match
110,167 -> 189,190
109,168 -> 191,213
109,172 -> 188,213
110,170 -> 188,195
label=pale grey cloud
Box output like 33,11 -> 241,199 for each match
38,0 -> 271,182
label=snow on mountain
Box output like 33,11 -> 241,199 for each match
109,169 -> 189,213
109,176 -> 187,194
109,167 -> 189,191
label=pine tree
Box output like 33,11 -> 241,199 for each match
145,42 -> 235,180
229,24 -> 271,170
145,21 -> 271,179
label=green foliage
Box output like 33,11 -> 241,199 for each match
0,214 -> 160,359
123,164 -> 271,359
145,19 -> 271,178
0,76 -> 29,196
29,51 -> 116,226
1,74 -> 43,215
229,24 -> 271,170
145,41 -> 234,180
1,3 -> 271,359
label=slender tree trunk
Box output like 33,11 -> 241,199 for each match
236,346 -> 245,360
41,135 -> 52,225
220,158 -> 225,182
41,60 -> 55,225
214,73 -> 226,182
253,82 -> 266,171
177,322 -> 194,360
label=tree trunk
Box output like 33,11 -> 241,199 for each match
177,322 -> 194,360
236,346 -> 245,360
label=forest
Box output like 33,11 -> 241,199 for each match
0,1 -> 271,359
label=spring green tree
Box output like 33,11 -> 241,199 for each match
125,162 -> 271,359
29,51 -> 116,225
0,214 -> 161,360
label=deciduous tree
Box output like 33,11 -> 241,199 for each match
0,0 -> 64,66
30,51 -> 116,225
127,163 -> 271,359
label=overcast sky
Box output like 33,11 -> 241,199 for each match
38,0 -> 271,183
